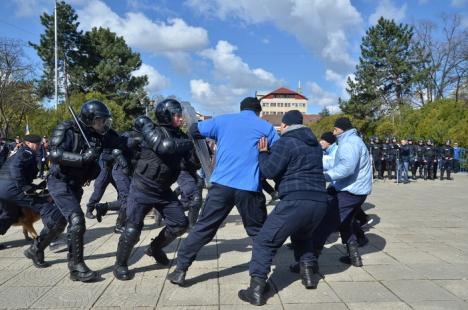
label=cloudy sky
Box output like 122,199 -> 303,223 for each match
0,0 -> 466,115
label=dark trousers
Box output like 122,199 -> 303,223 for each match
177,170 -> 200,207
87,167 -> 116,206
110,166 -> 131,208
125,183 -> 188,233
176,183 -> 267,271
47,175 -> 84,220
313,189 -> 367,249
249,199 -> 326,279
0,181 -> 65,234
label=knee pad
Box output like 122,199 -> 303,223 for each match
124,223 -> 141,243
68,213 -> 86,234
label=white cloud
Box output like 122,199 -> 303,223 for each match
368,0 -> 407,25
307,81 -> 341,114
200,40 -> 281,89
133,63 -> 169,94
13,0 -> 46,17
78,0 -> 209,54
190,40 -> 282,113
185,0 -> 362,74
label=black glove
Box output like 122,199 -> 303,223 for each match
82,148 -> 99,162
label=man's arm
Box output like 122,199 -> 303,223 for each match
258,139 -> 289,180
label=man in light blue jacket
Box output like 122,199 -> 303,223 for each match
317,118 -> 372,267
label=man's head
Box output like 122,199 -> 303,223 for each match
280,110 -> 303,134
155,98 -> 184,128
401,139 -> 407,145
320,131 -> 336,150
23,134 -> 42,153
454,142 -> 458,148
333,117 -> 353,136
446,139 -> 451,146
79,100 -> 112,135
15,136 -> 21,143
240,97 -> 262,115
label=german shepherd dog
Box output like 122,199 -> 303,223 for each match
12,207 -> 41,240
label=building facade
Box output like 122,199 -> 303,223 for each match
256,87 -> 308,116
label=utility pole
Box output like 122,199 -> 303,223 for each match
54,0 -> 58,109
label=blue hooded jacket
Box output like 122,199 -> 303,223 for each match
324,128 -> 372,195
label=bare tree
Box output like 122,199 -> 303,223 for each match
0,38 -> 38,139
414,14 -> 468,103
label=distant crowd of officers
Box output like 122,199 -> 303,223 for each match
367,137 -> 462,182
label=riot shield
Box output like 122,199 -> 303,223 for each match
181,101 -> 213,188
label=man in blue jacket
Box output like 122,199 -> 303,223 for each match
238,110 -> 327,306
315,117 -> 372,267
168,97 -> 279,286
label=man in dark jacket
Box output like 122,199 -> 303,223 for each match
238,110 -> 327,306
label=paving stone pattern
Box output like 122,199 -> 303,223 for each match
1,174 -> 467,309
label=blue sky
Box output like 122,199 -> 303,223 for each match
0,0 -> 466,115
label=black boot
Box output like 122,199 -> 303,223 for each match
167,269 -> 186,286
447,170 -> 452,180
238,277 -> 267,306
24,220 -> 66,268
146,227 -> 182,266
67,213 -> 99,282
94,203 -> 109,223
85,204 -> 96,219
114,206 -> 127,234
49,234 -> 68,253
300,262 -> 319,289
340,241 -> 363,267
113,224 -> 140,281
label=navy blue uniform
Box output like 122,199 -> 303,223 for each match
0,141 -> 9,168
0,147 -> 66,257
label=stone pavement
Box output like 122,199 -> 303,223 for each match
1,174 -> 468,310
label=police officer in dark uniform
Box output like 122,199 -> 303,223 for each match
389,137 -> 399,179
48,100 -> 116,282
413,139 -> 425,179
407,138 -> 416,179
369,137 -> 382,179
0,137 -> 9,168
93,123 -> 144,233
113,99 -> 194,281
423,139 -> 437,180
0,134 -> 66,265
380,138 -> 391,179
439,140 -> 454,180
85,130 -> 120,219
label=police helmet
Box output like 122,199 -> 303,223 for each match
155,99 -> 183,125
133,115 -> 152,133
79,100 -> 111,127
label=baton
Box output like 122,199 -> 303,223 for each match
67,105 -> 91,148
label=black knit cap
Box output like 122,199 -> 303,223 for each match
282,110 -> 303,125
240,97 -> 262,112
320,131 -> 336,144
334,117 -> 353,131
24,134 -> 42,144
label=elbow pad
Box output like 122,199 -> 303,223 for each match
143,128 -> 163,153
49,148 -> 83,167
112,149 -> 128,168
159,138 -> 193,155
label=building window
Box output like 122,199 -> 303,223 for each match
270,102 -> 276,107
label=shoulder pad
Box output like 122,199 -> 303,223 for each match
21,148 -> 33,160
51,120 -> 74,147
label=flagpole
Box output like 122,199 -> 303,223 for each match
54,0 -> 58,109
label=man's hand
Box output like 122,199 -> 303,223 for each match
258,137 -> 269,152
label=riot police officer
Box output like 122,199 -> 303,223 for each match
94,119 -> 145,233
413,139 -> 425,179
0,134 -> 66,266
423,139 -> 437,180
113,99 -> 194,281
48,100 -> 116,282
369,137 -> 382,179
380,138 -> 391,179
439,140 -> 454,180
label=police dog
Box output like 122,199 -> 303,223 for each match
12,207 -> 41,240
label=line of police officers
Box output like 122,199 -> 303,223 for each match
368,137 -> 455,181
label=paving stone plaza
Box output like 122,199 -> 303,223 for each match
0,174 -> 467,309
